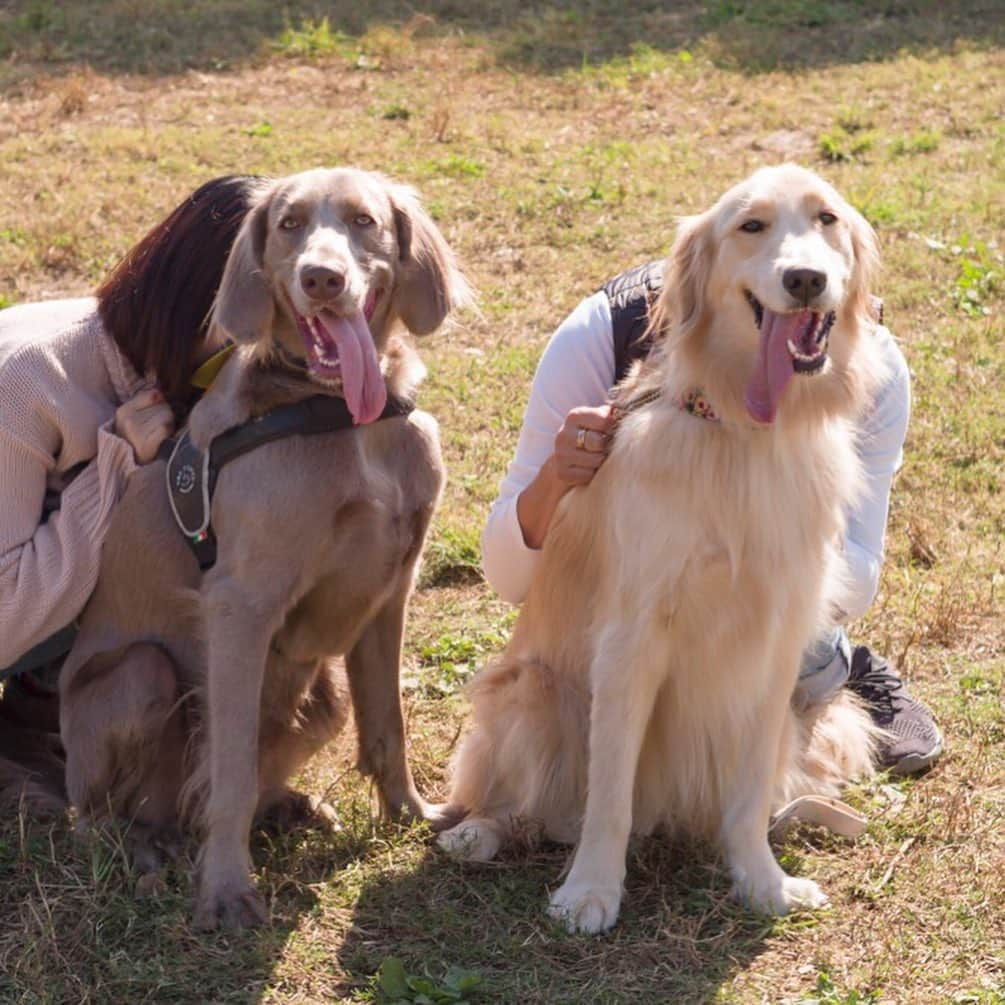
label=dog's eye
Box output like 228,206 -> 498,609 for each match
353,214 -> 376,227
279,216 -> 302,231
739,219 -> 766,234
819,211 -> 838,226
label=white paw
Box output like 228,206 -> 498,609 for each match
548,880 -> 621,934
737,874 -> 829,915
436,819 -> 502,862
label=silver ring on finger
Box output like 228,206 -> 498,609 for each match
576,426 -> 588,451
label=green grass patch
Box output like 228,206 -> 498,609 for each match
818,126 -> 877,162
375,956 -> 483,1003
422,155 -> 486,180
273,16 -> 354,61
948,237 -> 1001,318
414,622 -> 512,699
419,526 -> 483,588
891,130 -> 942,156
796,971 -> 881,1004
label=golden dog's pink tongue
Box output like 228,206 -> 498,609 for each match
744,309 -> 807,424
314,311 -> 387,424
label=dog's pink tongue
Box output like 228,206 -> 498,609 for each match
744,309 -> 805,424
315,311 -> 387,424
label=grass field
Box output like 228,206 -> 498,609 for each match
1,2 -> 1003,1002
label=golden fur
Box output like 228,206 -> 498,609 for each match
439,164 -> 886,933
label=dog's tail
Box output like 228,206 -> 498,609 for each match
445,654 -> 590,846
783,691 -> 879,804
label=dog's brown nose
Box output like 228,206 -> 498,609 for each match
300,265 -> 346,301
783,268 -> 827,306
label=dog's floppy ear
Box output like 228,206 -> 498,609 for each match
844,202 -> 880,327
649,210 -> 715,343
212,183 -> 275,344
389,183 -> 472,335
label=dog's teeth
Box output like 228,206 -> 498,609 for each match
787,338 -> 827,364
310,330 -> 340,366
787,339 -> 811,362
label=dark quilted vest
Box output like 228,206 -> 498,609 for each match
603,260 -> 664,385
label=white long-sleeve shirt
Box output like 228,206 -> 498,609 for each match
482,290 -> 910,622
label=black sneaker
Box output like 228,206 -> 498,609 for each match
846,645 -> 944,775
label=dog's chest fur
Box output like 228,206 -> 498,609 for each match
208,405 -> 443,667
539,402 -> 862,693
621,407 -> 853,574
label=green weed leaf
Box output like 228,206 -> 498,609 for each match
378,957 -> 411,999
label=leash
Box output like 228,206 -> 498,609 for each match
610,386 -> 722,430
609,386 -> 661,425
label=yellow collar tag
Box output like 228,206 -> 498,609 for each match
190,343 -> 236,390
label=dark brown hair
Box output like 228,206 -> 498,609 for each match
97,174 -> 259,410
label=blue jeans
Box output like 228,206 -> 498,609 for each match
793,625 -> 851,711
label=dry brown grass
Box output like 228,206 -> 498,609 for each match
0,3 -> 1002,1003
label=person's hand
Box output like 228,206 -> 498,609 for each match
552,404 -> 615,486
517,403 -> 616,550
114,388 -> 176,464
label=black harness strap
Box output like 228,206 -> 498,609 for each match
162,393 -> 414,570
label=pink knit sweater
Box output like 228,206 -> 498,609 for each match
0,298 -> 144,667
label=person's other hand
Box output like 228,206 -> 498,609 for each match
114,388 -> 176,464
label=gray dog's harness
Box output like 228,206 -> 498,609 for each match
161,392 -> 413,571
0,391 -> 411,682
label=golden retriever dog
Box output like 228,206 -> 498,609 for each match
13,168 -> 469,929
439,164 -> 885,933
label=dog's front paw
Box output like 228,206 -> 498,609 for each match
437,818 -> 502,862
548,880 -> 622,934
736,874 -> 829,916
194,883 -> 268,931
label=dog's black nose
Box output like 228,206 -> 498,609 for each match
300,265 -> 346,301
783,268 -> 827,306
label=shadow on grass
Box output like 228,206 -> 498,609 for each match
337,834 -> 784,1003
0,0 -> 1002,91
0,809 -> 365,1004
